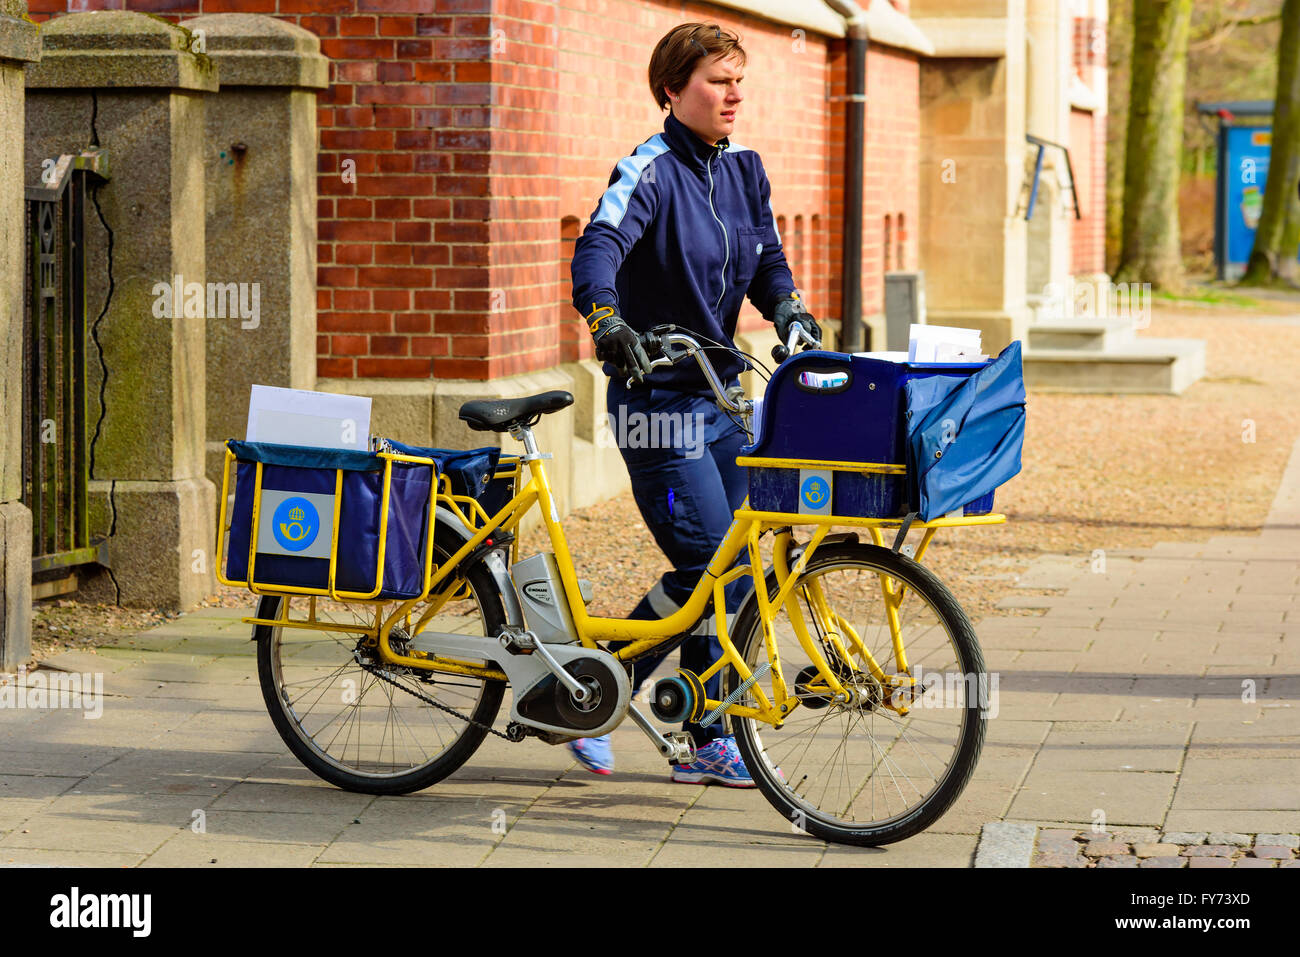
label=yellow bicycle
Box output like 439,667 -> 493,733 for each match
218,326 -> 1004,846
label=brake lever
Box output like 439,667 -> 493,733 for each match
625,355 -> 674,389
771,320 -> 821,364
626,326 -> 692,387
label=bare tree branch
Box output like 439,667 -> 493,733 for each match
1228,12 -> 1284,25
1191,1 -> 1282,51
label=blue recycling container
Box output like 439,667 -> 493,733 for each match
219,440 -> 438,599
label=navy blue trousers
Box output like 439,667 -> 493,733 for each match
605,377 -> 750,745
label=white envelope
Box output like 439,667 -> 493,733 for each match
909,324 -> 983,363
245,385 -> 372,451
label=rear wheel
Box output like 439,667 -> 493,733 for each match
726,542 -> 987,846
254,526 -> 507,794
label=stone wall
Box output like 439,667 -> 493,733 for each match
177,13 -> 327,490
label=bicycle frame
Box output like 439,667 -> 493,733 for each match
339,429 -> 1007,730
232,329 -> 1005,730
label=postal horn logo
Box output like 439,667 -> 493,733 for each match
272,497 -> 320,552
800,475 -> 829,509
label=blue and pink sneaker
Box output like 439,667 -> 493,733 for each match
670,735 -> 756,788
568,734 -> 613,775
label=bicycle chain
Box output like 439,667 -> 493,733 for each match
356,658 -> 517,742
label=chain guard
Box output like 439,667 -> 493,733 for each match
404,628 -> 631,739
515,655 -> 626,734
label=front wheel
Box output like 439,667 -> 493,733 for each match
725,542 -> 987,846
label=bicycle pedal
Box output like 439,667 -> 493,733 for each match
665,731 -> 696,765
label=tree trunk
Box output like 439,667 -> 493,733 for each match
1115,0 -> 1194,291
1105,0 -> 1132,274
1241,0 -> 1300,286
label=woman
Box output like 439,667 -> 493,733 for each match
568,21 -> 820,785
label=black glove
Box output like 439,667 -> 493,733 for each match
587,305 -> 652,383
772,292 -> 821,347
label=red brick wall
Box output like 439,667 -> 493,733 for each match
865,46 -> 920,323
1073,13 -> 1105,71
483,0 -> 559,380
827,39 -> 920,343
30,0 -> 507,379
29,1 -> 924,378
1070,106 -> 1105,275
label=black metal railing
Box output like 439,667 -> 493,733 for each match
22,150 -> 109,579
1023,134 -> 1082,222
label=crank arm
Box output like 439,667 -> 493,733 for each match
626,705 -> 695,763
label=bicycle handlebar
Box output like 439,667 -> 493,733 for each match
630,329 -> 738,410
627,321 -> 823,427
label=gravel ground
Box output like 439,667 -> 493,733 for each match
28,602 -> 188,663
25,294 -> 1300,659
524,296 -> 1300,623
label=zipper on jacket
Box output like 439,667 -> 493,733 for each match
706,148 -> 729,314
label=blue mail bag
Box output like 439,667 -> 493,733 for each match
383,440 -> 503,503
382,440 -> 519,520
905,340 -> 1025,522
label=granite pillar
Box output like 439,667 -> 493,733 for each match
179,13 -> 327,490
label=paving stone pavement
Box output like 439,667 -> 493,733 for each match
1029,828 -> 1300,868
3,435 -> 1299,867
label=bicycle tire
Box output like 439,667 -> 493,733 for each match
255,523 -> 508,795
725,542 -> 987,846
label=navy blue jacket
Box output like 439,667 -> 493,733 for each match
571,111 -> 797,391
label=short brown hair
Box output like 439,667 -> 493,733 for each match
648,22 -> 746,111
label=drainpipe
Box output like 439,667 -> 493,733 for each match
825,0 -> 869,352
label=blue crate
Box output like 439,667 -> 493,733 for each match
219,440 -> 438,600
740,350 -> 1001,519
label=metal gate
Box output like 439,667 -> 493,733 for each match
22,150 -> 109,597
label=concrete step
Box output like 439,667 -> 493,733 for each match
1023,337 -> 1207,395
1027,318 -> 1138,352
